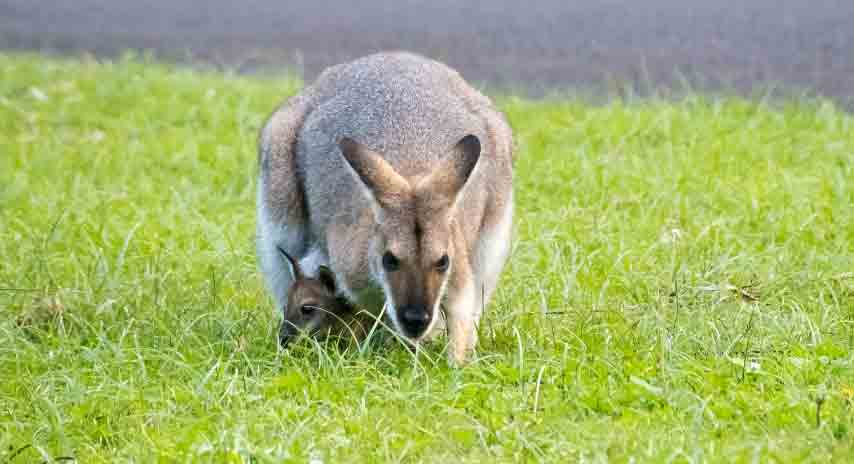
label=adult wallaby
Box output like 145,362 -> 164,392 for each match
277,247 -> 373,348
257,52 -> 513,364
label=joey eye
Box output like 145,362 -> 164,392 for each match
382,251 -> 400,272
300,305 -> 316,316
435,254 -> 449,272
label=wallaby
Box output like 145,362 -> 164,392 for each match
277,247 -> 372,347
257,52 -> 513,364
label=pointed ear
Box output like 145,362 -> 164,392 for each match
278,246 -> 302,281
339,137 -> 411,214
416,134 -> 481,212
317,265 -> 336,294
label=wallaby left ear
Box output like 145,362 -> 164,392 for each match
278,246 -> 303,280
339,137 -> 412,215
416,134 -> 481,211
316,265 -> 336,294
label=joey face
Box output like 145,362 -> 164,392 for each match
277,249 -> 365,347
339,135 -> 481,340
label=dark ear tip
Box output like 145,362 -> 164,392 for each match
279,246 -> 302,280
458,134 -> 481,153
456,135 -> 481,165
338,137 -> 365,167
338,136 -> 358,153
277,246 -> 294,264
317,265 -> 336,293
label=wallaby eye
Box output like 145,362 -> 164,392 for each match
435,254 -> 449,272
382,251 -> 400,272
300,305 -> 315,316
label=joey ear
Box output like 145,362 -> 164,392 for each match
339,137 -> 411,214
416,134 -> 481,211
278,246 -> 302,281
316,265 -> 336,294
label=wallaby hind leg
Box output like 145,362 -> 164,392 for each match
257,94 -> 313,310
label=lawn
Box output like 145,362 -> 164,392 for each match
1,53 -> 852,462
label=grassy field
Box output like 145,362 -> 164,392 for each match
1,53 -> 852,462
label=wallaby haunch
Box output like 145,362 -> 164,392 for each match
277,247 -> 372,348
257,52 -> 513,364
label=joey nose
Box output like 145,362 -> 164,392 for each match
399,305 -> 430,338
278,322 -> 295,348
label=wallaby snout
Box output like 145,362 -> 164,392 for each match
399,304 -> 431,338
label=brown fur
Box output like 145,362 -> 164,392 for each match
278,249 -> 374,347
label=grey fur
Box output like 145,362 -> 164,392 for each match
257,51 -> 514,363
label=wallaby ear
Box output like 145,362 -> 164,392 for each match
278,246 -> 302,281
416,134 -> 481,212
339,137 -> 411,214
316,265 -> 336,294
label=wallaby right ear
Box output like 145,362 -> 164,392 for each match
278,246 -> 302,281
415,134 -> 482,213
339,137 -> 411,215
316,265 -> 336,294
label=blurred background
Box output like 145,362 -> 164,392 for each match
1,0 -> 852,103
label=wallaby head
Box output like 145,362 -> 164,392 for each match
277,247 -> 367,347
338,134 -> 481,340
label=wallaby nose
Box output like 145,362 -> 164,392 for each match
399,305 -> 431,338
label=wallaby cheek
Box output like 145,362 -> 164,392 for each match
421,269 -> 444,308
304,317 -> 324,336
330,318 -> 356,340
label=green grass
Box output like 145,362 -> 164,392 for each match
1,52 -> 853,462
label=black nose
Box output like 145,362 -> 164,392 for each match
399,305 -> 431,337
278,321 -> 295,348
